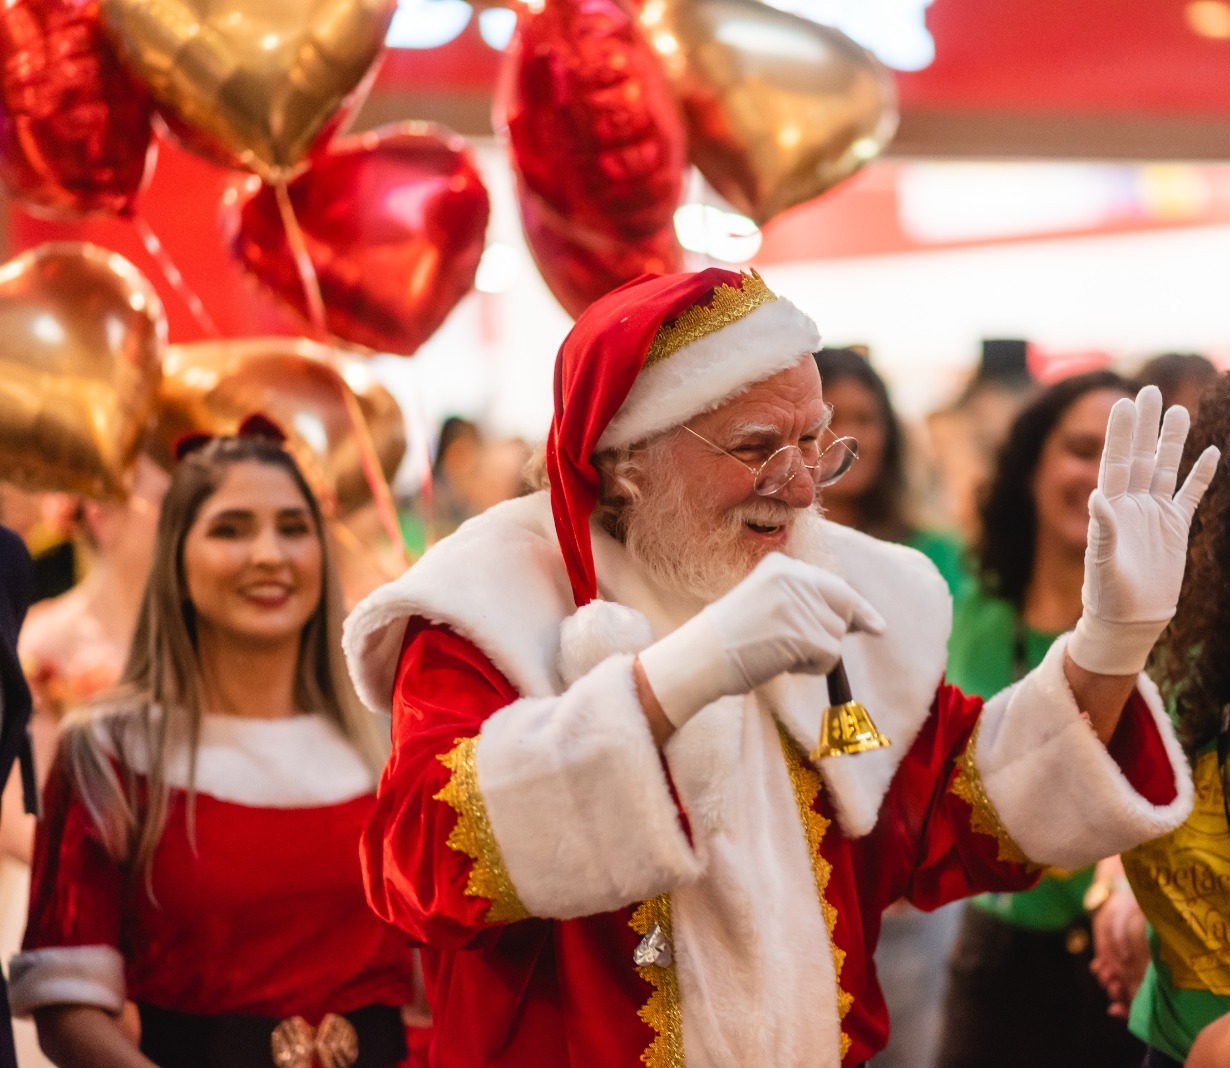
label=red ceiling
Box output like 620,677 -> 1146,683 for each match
378,0 -> 1230,116
895,0 -> 1230,115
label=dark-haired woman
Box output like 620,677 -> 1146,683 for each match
815,348 -> 964,594
1102,371 -> 1230,1068
9,431 -> 421,1067
935,370 -> 1145,1068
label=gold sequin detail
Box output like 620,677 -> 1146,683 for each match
630,895 -> 685,1068
775,721 -> 853,1059
644,269 -> 778,368
948,720 -> 1032,867
434,736 -> 529,924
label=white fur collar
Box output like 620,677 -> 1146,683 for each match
91,710 -> 377,808
344,492 -> 951,836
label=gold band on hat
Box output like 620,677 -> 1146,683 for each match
643,269 -> 778,369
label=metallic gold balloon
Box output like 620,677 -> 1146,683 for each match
99,0 -> 397,181
0,243 -> 165,500
152,337 -> 405,516
640,0 -> 898,225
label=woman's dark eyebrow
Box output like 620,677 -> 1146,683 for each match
204,506 -> 312,522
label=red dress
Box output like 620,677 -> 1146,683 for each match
12,712 -> 423,1064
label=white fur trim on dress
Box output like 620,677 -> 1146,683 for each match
476,654 -> 701,918
9,945 -> 126,1017
597,297 -> 820,450
91,711 -> 377,808
670,705 -> 842,1066
344,496 -> 574,715
973,634 -> 1193,869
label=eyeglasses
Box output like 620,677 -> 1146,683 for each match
681,420 -> 859,496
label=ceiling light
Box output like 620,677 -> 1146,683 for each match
1186,0 -> 1230,38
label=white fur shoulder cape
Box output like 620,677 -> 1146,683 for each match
345,492 -> 953,837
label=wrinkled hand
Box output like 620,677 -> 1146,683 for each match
1068,386 -> 1220,676
1089,885 -> 1148,1018
637,553 -> 885,730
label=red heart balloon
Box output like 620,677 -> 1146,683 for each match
519,192 -> 682,319
229,122 -> 490,357
498,0 -> 685,315
0,0 -> 156,218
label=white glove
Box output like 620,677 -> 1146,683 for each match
637,552 -> 886,729
1068,385 -> 1220,676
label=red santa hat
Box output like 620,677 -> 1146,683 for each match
546,267 -> 820,611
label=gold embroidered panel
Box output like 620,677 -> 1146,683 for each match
1124,749 -> 1230,995
631,895 -> 685,1068
948,720 -> 1032,868
434,736 -> 529,924
775,721 -> 853,1060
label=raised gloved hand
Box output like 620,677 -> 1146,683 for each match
637,552 -> 886,729
1068,385 -> 1220,676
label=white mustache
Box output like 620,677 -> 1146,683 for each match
730,502 -> 796,527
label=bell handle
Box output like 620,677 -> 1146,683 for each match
826,659 -> 853,706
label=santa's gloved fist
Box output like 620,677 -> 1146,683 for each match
1068,386 -> 1220,676
637,553 -> 886,730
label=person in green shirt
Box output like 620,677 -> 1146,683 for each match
935,370 -> 1143,1068
1090,371 -> 1230,1068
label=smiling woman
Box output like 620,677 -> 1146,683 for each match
9,432 -> 424,1068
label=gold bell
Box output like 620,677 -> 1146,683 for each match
811,660 -> 891,761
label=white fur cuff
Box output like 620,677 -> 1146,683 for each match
9,945 -> 126,1017
476,655 -> 701,918
973,635 -> 1193,870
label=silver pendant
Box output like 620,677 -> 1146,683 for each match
633,922 -> 673,968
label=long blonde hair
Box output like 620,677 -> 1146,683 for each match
61,436 -> 388,879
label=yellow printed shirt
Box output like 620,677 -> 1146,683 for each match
1124,742 -> 1230,1061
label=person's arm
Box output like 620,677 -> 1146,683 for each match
366,618 -> 703,940
10,747 -> 132,1043
1186,1011 -> 1230,1068
33,1006 -> 154,1068
1088,855 -> 1148,1018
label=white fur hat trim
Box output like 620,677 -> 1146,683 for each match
597,296 -> 820,450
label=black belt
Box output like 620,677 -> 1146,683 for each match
138,1002 -> 407,1068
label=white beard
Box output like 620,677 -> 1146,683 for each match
620,447 -> 819,603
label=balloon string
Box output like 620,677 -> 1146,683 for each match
132,214 -> 220,337
273,179 -> 328,339
271,179 -> 407,568
332,517 -> 403,585
331,359 -> 410,570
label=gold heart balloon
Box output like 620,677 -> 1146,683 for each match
99,0 -> 397,181
640,0 -> 898,225
151,337 -> 405,517
0,243 -> 165,500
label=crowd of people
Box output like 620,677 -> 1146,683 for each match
0,266 -> 1225,1068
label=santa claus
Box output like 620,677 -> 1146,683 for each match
345,268 -> 1218,1067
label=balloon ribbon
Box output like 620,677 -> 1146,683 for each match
132,214 -> 220,337
273,179 -> 408,568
